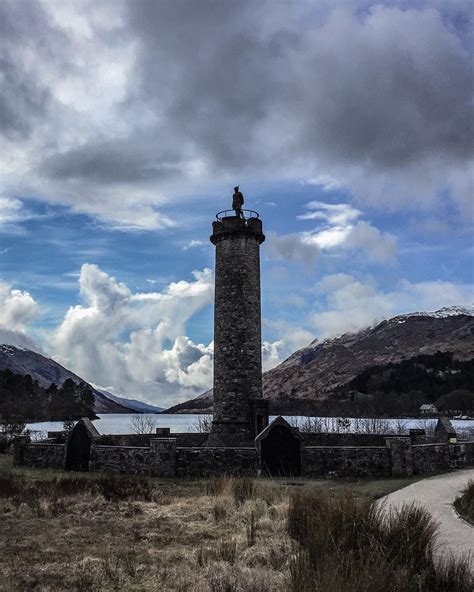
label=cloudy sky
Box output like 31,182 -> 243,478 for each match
0,0 -> 473,406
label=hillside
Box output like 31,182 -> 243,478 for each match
0,345 -> 163,415
166,306 -> 474,415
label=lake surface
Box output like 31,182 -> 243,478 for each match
26,413 -> 474,438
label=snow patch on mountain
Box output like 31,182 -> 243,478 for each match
390,305 -> 474,324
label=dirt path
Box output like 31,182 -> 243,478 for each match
379,469 -> 474,568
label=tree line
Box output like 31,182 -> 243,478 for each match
339,351 -> 474,416
0,369 -> 96,423
270,351 -> 474,417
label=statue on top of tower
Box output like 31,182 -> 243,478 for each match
232,186 -> 244,218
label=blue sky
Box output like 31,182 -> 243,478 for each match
0,1 -> 472,406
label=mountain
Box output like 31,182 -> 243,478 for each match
165,306 -> 474,414
0,344 -> 161,415
97,390 -> 164,414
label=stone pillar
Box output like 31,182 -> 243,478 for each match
207,214 -> 266,446
386,437 -> 413,477
12,435 -> 30,466
150,438 -> 176,477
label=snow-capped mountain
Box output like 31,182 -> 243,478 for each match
390,305 -> 474,322
166,306 -> 474,414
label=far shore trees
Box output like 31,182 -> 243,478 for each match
0,369 -> 96,424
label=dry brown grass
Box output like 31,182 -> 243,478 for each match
454,479 -> 474,525
0,457 -> 293,591
287,489 -> 473,592
0,454 -> 453,592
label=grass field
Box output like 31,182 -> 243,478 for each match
0,455 -> 470,592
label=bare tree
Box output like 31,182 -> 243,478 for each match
0,420 -> 26,441
191,415 -> 213,433
390,419 -> 410,435
415,418 -> 436,436
129,414 -> 157,434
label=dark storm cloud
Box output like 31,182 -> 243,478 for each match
0,0 -> 69,140
43,140 -> 183,184
0,56 -> 50,140
1,0 -> 472,224
125,0 -> 289,168
123,1 -> 473,171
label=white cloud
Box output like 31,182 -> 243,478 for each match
343,221 -> 397,264
0,282 -> 38,330
51,264 -> 214,406
304,176 -> 343,192
0,327 -> 41,351
268,201 -> 397,265
298,201 -> 361,226
0,281 -> 41,351
262,340 -> 286,371
262,320 -> 314,370
0,197 -> 34,233
266,232 -> 319,265
183,239 -> 206,250
0,197 -> 24,225
312,273 -> 474,338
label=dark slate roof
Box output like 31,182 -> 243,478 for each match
435,417 -> 456,435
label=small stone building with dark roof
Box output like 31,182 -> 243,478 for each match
434,417 -> 457,443
65,418 -> 100,471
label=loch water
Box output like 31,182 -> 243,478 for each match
26,413 -> 474,437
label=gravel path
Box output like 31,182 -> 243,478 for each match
379,469 -> 474,568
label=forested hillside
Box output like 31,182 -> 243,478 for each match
339,351 -> 474,415
0,369 -> 96,422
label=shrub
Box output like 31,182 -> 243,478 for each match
232,477 -> 255,506
454,479 -> 474,525
287,489 -> 473,592
196,540 -> 237,567
212,501 -> 227,521
0,472 -> 159,506
246,510 -> 258,547
204,475 -> 232,497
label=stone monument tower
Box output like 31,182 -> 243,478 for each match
207,190 -> 269,447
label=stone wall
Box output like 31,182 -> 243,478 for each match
174,433 -> 209,447
89,445 -> 151,475
150,439 -> 176,477
22,443 -> 66,469
13,434 -> 474,479
175,447 -> 259,478
302,446 -> 391,478
386,437 -> 414,477
97,434 -> 154,447
412,441 -> 474,474
301,433 -> 393,447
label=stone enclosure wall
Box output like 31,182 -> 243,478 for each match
90,445 -> 152,476
412,442 -> 474,474
13,435 -> 474,479
175,447 -> 259,478
20,442 -> 66,470
302,446 -> 391,478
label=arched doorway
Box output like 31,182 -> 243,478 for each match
259,419 -> 301,477
65,419 -> 98,471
